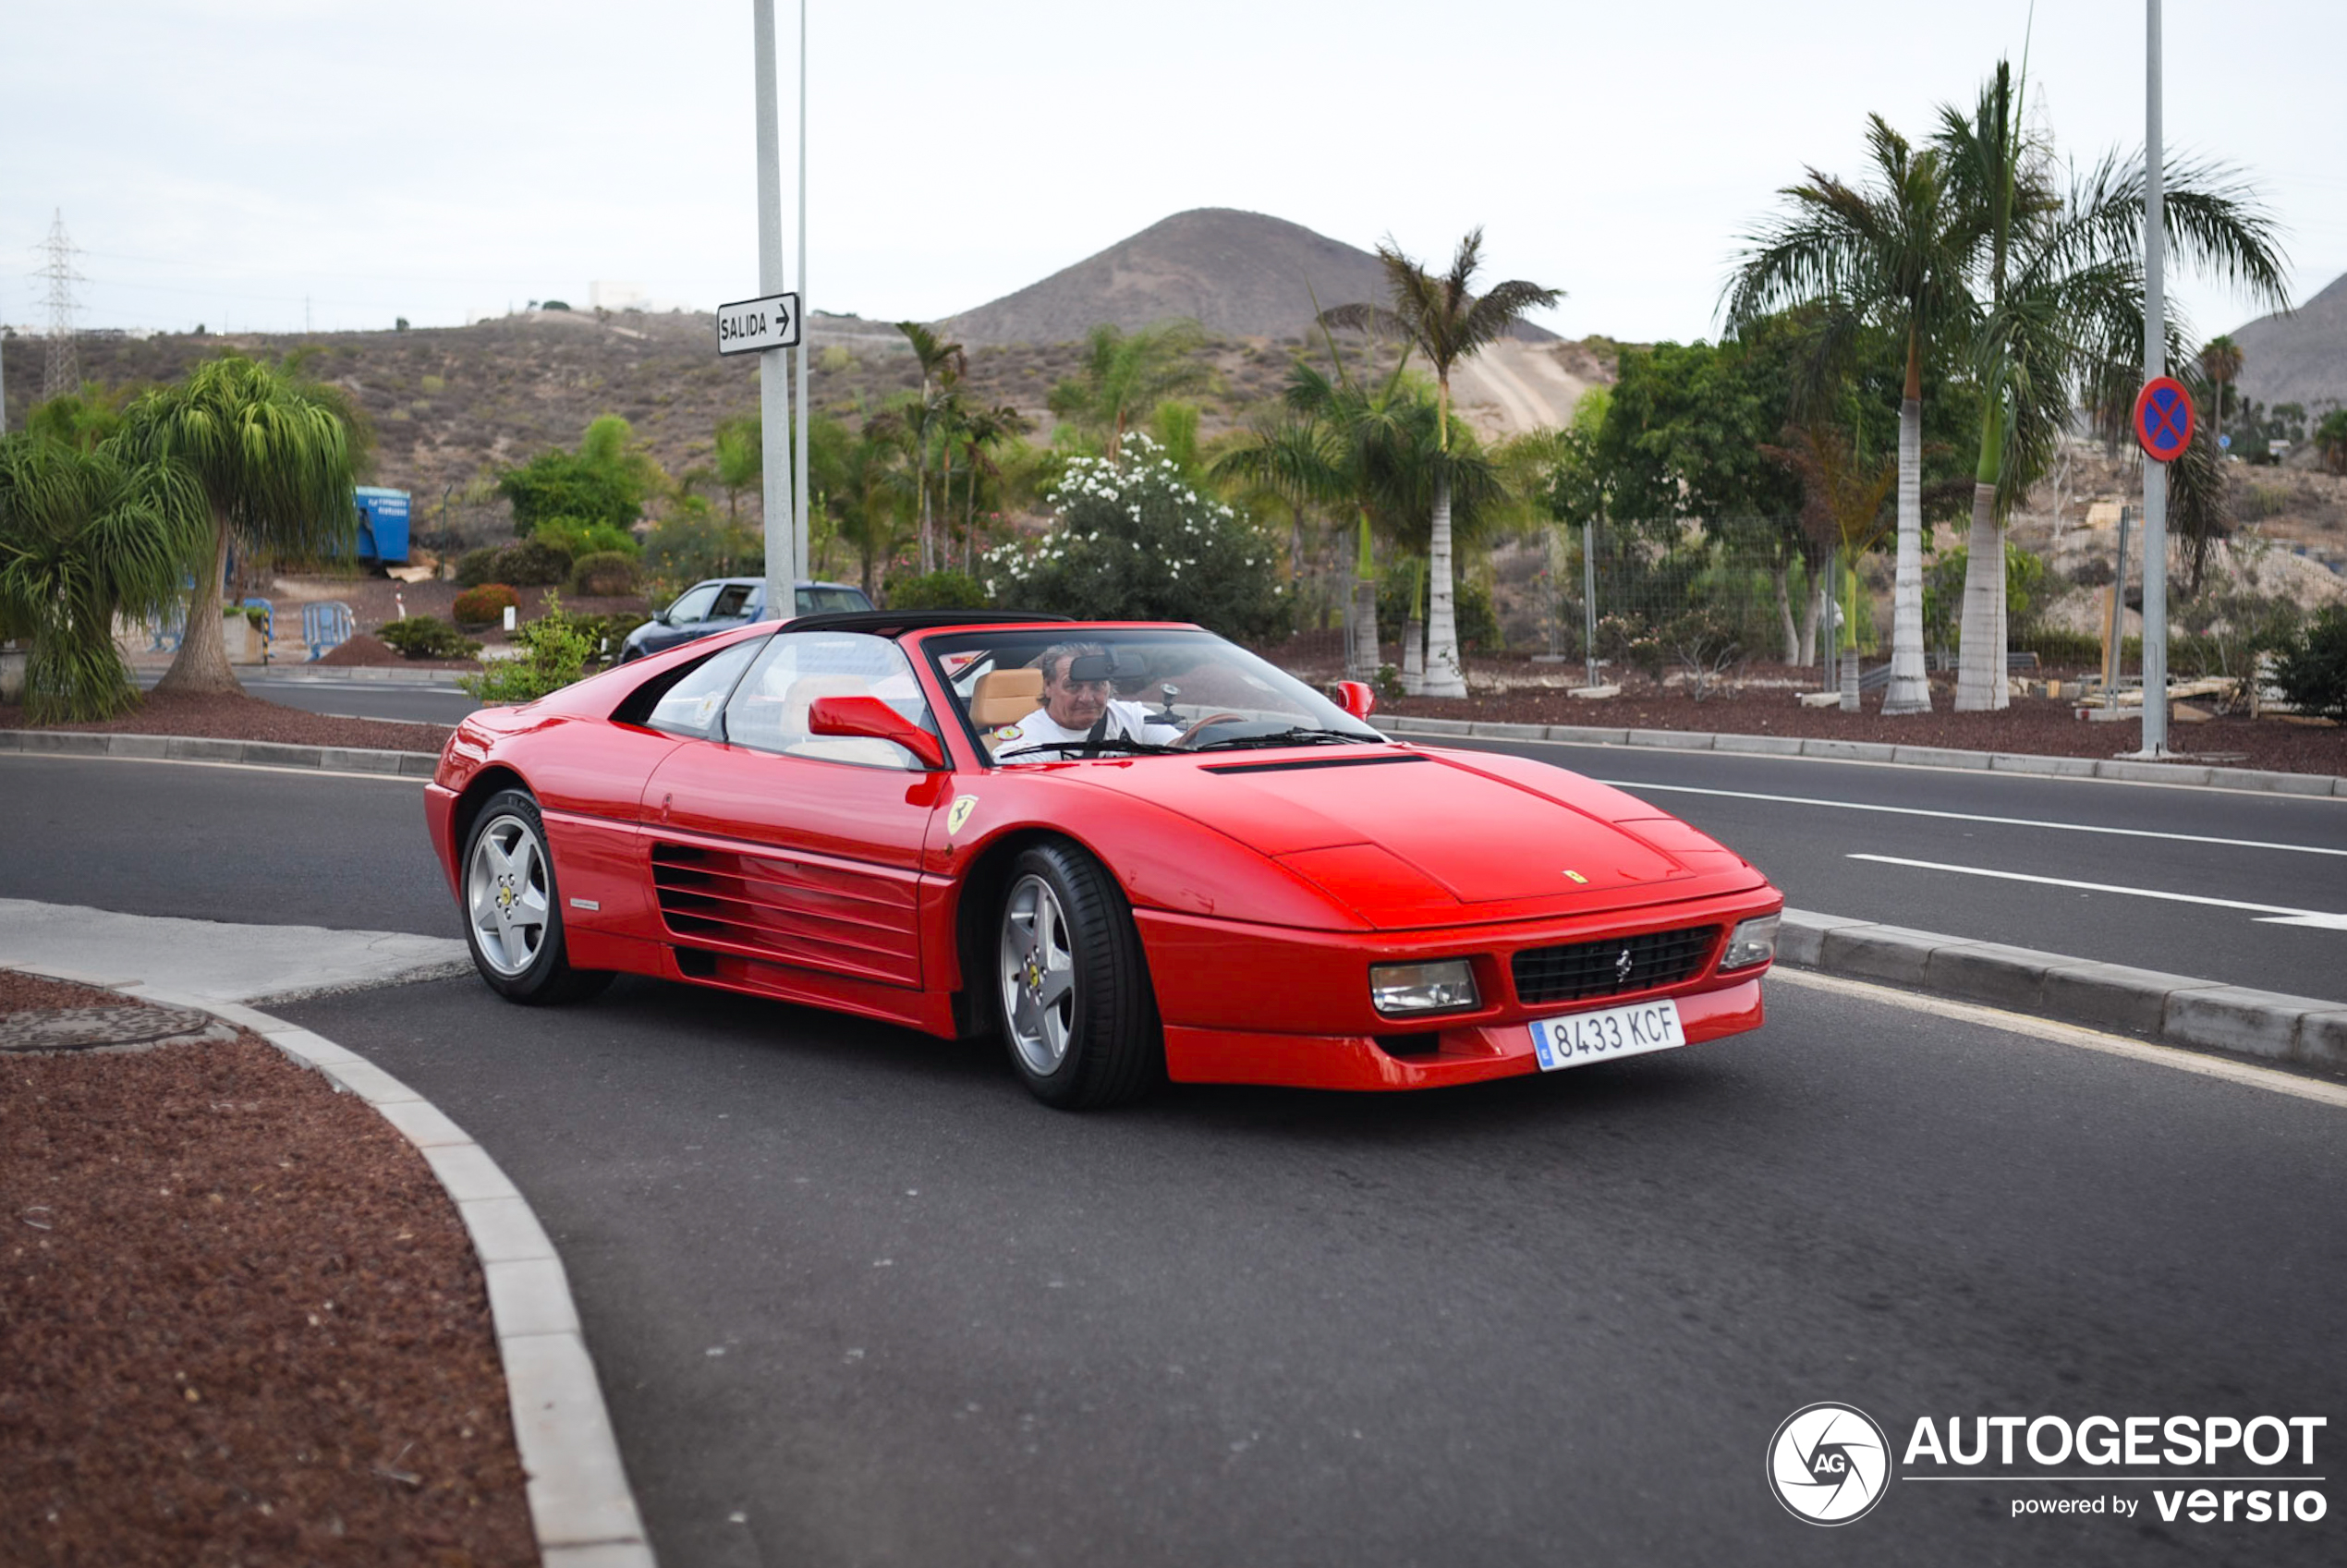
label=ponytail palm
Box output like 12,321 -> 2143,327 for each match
0,436 -> 209,723
1322,230 -> 1559,697
122,356 -> 356,695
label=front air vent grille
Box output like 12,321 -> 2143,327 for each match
1511,926 -> 1720,1006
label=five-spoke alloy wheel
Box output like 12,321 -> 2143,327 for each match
993,841 -> 1160,1109
462,788 -> 610,1003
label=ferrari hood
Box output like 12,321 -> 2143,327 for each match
1060,748 -> 1762,929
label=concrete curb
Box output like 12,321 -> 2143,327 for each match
1776,908 -> 2347,1071
1380,716 -> 2347,797
0,728 -> 442,776
2,962 -> 658,1568
249,665 -> 473,687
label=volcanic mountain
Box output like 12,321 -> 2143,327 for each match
2228,268 -> 2347,413
937,207 -> 1557,346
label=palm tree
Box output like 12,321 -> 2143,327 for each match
837,414 -> 917,601
2198,334 -> 2244,452
1322,229 -> 1560,698
1763,420 -> 1897,711
713,412 -> 761,521
1936,64 -> 2287,709
1728,117 -> 1979,713
894,322 -> 965,573
0,434 -> 209,723
121,356 -> 357,696
1045,321 -> 1210,464
956,402 -> 1033,573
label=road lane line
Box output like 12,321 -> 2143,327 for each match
1846,853 -> 2347,930
1768,967 -> 2347,1110
1598,780 -> 2347,857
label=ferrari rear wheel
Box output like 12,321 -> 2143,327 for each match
995,841 -> 1160,1109
463,788 -> 612,1005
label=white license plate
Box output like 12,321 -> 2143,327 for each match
1528,997 -> 1685,1071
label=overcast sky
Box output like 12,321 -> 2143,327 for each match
6,1 -> 2341,352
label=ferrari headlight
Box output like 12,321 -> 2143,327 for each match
1720,915 -> 1779,972
1369,959 -> 1480,1016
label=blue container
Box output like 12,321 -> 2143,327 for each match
353,487 -> 411,565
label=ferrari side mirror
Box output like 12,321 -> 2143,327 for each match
808,695 -> 948,771
1331,680 -> 1377,721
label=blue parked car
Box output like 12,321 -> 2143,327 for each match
614,577 -> 873,662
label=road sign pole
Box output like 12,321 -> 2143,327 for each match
2138,0 -> 2170,756
754,0 -> 797,620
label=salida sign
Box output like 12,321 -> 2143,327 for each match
715,292 -> 800,356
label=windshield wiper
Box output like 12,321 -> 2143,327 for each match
1186,727 -> 1381,752
996,736 -> 1187,760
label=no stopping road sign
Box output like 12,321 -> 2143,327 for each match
2134,377 -> 2195,461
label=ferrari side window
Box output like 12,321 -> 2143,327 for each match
725,632 -> 935,769
642,639 -> 761,739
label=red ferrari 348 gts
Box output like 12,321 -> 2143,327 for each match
425,611 -> 1782,1108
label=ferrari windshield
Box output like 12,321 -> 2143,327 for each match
923,627 -> 1386,763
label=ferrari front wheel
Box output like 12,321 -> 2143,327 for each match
463,788 -> 612,1004
995,842 -> 1160,1109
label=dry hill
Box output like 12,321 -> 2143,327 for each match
2228,268 -> 2347,413
938,208 -> 1557,347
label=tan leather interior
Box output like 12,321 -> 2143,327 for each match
968,667 -> 1045,727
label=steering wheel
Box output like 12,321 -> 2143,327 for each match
1173,712 -> 1251,747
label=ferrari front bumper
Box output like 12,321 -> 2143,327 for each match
1135,890 -> 1779,1090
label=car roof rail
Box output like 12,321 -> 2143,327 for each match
784,609 -> 1075,638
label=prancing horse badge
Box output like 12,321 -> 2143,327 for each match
946,795 -> 979,837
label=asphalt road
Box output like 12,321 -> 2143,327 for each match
173,672 -> 483,728
1440,737 -> 2347,1003
0,756 -> 455,935
277,969 -> 2347,1568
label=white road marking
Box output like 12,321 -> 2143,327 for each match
1846,853 -> 2347,930
1769,967 -> 2347,1110
1598,779 -> 2347,858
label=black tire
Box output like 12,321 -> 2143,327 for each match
460,788 -> 613,1004
995,841 -> 1161,1109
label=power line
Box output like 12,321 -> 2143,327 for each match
40,210 -> 83,398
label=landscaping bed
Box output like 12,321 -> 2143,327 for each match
0,969 -> 534,1567
1265,632 -> 2346,777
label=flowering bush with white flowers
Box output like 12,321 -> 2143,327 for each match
983,434 -> 1291,640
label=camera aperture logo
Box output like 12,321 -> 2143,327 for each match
1769,1403 -> 1891,1525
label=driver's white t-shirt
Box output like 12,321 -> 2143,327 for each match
989,699 -> 1180,759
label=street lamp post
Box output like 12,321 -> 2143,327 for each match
753,0 -> 797,621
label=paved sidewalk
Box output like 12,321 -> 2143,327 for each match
0,896 -> 468,1005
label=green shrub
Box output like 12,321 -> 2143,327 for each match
569,551 -> 640,597
534,515 -> 641,561
452,583 -> 520,627
461,595 -> 595,704
454,546 -> 503,588
884,569 -> 991,611
983,434 -> 1290,641
376,614 -> 480,661
1378,571 -> 1501,652
565,610 -> 645,666
490,537 -> 573,587
2273,606 -> 2347,721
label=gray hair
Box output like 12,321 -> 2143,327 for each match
1037,640 -> 1108,687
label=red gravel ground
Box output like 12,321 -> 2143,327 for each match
315,634 -> 477,671
0,970 -> 535,1567
1377,683 -> 2347,776
0,691 -> 452,756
